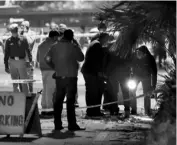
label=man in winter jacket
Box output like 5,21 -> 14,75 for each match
45,29 -> 85,131
81,32 -> 110,117
37,30 -> 59,116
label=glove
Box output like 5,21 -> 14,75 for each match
5,67 -> 10,74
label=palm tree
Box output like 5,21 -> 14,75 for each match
96,1 -> 176,62
96,1 -> 176,144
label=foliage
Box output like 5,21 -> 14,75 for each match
154,64 -> 176,123
96,1 -> 176,62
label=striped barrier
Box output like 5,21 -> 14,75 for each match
0,79 -> 42,84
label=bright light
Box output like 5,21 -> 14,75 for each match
127,79 -> 137,90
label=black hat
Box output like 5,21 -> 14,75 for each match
49,30 -> 60,38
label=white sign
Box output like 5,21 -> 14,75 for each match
0,92 -> 26,135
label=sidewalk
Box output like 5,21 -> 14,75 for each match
0,114 -> 152,145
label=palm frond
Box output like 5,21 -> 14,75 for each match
96,1 -> 176,60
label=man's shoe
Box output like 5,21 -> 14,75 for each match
95,112 -> 105,117
85,112 -> 105,119
131,110 -> 137,115
53,126 -> 64,131
124,111 -> 130,118
68,125 -> 85,131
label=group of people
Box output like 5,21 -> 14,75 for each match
38,24 -> 85,131
3,20 -> 158,132
81,22 -> 157,118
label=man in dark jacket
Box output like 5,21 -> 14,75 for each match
4,23 -> 32,96
45,29 -> 85,131
81,32 -> 110,117
37,30 -> 59,117
105,54 -> 132,117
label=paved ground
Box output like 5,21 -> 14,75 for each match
0,115 -> 152,145
0,52 -> 166,145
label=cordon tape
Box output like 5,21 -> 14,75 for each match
0,79 -> 158,110
73,91 -> 155,110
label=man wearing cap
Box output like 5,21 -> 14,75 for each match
20,20 -> 35,93
4,23 -> 31,96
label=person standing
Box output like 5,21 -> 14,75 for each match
0,38 -> 4,54
20,20 -> 36,93
4,23 -> 31,96
36,30 -> 59,117
45,29 -> 85,131
81,32 -> 110,117
56,23 -> 80,107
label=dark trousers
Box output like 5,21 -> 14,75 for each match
83,74 -> 104,116
107,75 -> 130,114
53,77 -> 77,129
